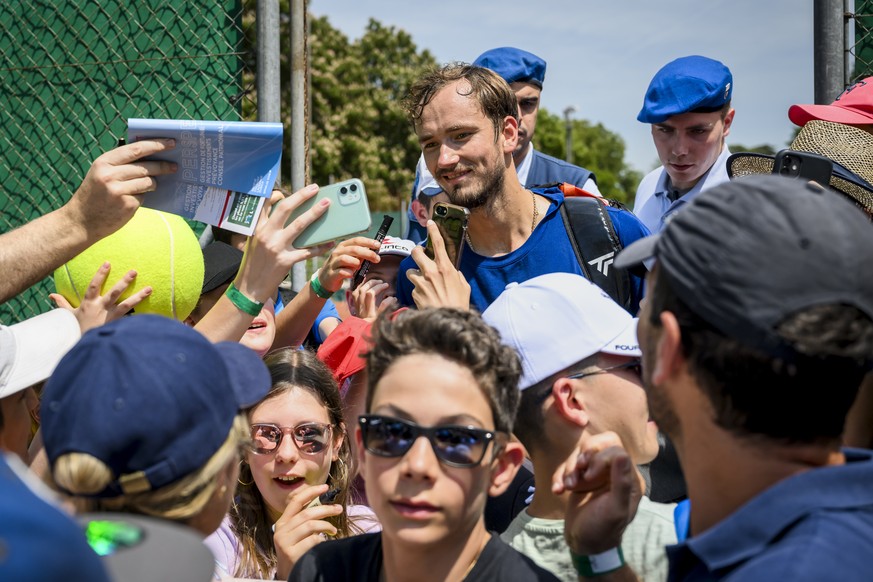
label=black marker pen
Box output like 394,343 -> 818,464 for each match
351,215 -> 393,290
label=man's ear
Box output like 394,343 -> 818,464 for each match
552,378 -> 590,429
501,116 -> 519,155
488,439 -> 524,497
650,310 -> 685,385
722,108 -> 736,137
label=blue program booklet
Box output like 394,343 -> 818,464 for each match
127,118 -> 284,235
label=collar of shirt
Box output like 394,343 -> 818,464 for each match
670,448 -> 873,578
515,145 -> 535,186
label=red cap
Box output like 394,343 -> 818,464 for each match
789,77 -> 873,127
316,317 -> 372,387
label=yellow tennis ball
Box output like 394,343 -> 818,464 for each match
54,208 -> 205,320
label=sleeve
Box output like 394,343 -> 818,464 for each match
608,207 -> 652,315
394,255 -> 418,308
312,300 -> 341,344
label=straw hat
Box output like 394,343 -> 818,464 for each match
727,120 -> 873,214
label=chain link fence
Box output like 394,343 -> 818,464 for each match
850,0 -> 873,81
0,0 -> 258,323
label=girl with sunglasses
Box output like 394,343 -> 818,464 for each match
206,348 -> 377,579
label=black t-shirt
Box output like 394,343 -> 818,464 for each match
289,531 -> 560,581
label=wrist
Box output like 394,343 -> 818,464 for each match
225,282 -> 264,316
309,271 -> 335,299
571,547 -> 625,578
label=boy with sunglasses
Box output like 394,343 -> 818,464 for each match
290,307 -> 559,581
482,273 -> 675,581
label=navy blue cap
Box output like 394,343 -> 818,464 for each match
42,315 -> 271,498
473,47 -> 546,88
638,55 -> 732,124
615,175 -> 873,360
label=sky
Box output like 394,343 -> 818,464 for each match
309,0 -> 816,174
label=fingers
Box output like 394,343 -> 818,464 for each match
101,139 -> 176,166
111,160 -> 178,182
274,483 -> 329,530
269,184 -> 323,228
424,219 -> 451,265
114,286 -> 152,315
49,293 -> 73,310
84,262 -> 112,299
553,432 -> 625,494
103,269 -> 138,304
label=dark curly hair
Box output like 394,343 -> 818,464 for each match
648,267 -> 873,445
365,308 -> 521,434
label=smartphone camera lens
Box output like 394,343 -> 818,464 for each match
340,187 -> 348,194
349,184 -> 357,192
436,206 -> 447,216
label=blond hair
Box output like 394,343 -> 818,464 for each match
51,415 -> 248,521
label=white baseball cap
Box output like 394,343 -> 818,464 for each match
414,155 -> 442,197
378,236 -> 416,258
483,273 -> 640,390
0,310 -> 81,399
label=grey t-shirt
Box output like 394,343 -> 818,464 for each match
501,495 -> 677,582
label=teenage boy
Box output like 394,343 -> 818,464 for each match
483,273 -> 675,581
291,308 -> 559,581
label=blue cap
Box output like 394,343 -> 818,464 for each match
0,455 -> 111,581
42,315 -> 271,498
638,55 -> 732,124
473,47 -> 546,88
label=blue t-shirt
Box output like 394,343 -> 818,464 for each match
396,187 -> 648,314
666,448 -> 873,581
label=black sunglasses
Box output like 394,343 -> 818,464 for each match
358,415 -> 501,468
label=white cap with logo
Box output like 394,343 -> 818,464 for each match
483,273 -> 640,390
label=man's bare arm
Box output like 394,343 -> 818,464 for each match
0,139 -> 177,304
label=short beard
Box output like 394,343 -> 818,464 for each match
445,152 -> 505,211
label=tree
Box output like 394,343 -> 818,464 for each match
533,109 -> 641,203
307,17 -> 437,210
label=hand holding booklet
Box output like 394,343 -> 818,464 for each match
127,118 -> 283,236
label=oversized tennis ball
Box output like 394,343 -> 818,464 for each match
53,208 -> 205,320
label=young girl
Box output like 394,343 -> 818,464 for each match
207,348 -> 378,579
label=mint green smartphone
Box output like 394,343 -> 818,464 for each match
287,179 -> 372,248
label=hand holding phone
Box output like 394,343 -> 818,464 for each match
351,215 -> 393,290
772,150 -> 833,187
287,179 -> 372,248
425,202 -> 470,268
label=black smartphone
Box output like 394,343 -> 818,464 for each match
772,149 -> 833,187
351,215 -> 393,290
425,202 -> 470,268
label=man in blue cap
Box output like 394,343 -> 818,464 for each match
473,47 -> 601,194
633,55 -> 735,234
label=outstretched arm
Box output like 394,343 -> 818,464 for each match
0,139 -> 177,303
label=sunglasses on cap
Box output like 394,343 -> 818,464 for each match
358,414 -> 503,468
249,422 -> 333,456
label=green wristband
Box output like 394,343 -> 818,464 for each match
310,271 -> 334,299
225,283 -> 264,317
571,547 -> 625,577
